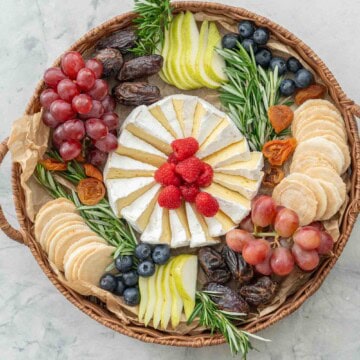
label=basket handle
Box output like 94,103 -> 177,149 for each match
0,138 -> 25,244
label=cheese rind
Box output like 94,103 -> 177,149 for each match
204,211 -> 236,237
172,95 -> 198,137
169,209 -> 191,248
141,203 -> 164,244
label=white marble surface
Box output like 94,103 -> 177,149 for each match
0,0 -> 359,359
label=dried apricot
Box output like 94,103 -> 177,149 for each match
262,166 -> 285,187
39,158 -> 67,171
268,105 -> 294,134
77,178 -> 105,205
295,83 -> 327,105
75,153 -> 86,163
262,138 -> 297,166
84,163 -> 103,182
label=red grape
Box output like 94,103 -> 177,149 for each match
57,79 -> 80,102
239,214 -> 254,233
61,51 -> 85,79
226,229 -> 254,253
87,79 -> 108,101
101,95 -> 116,113
109,129 -> 118,137
293,226 -> 321,250
251,195 -> 276,227
44,67 -> 67,88
317,231 -> 334,255
42,110 -> 60,128
95,133 -> 118,152
72,94 -> 93,114
270,247 -> 294,276
79,100 -> 104,119
59,140 -> 82,161
50,100 -> 76,122
85,59 -> 103,79
274,207 -> 299,237
87,148 -> 108,166
101,112 -> 119,131
76,68 -> 96,91
242,239 -> 270,265
52,124 -> 67,148
63,119 -> 85,141
292,243 -> 319,271
255,248 -> 273,275
85,118 -> 108,140
308,221 -> 325,231
40,89 -> 60,109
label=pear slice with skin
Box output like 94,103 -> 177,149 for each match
173,255 -> 198,320
169,258 -> 184,328
195,21 -> 221,89
160,260 -> 173,329
204,22 -> 228,83
160,27 -> 171,84
144,265 -> 158,326
138,275 -> 149,323
152,265 -> 164,328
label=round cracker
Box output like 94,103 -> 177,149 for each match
316,180 -> 343,220
76,245 -> 115,286
273,178 -> 317,225
285,173 -> 328,219
298,129 -> 345,144
290,154 -> 337,174
35,199 -> 76,240
294,99 -> 340,118
293,137 -> 345,174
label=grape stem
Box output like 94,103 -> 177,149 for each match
252,231 -> 277,237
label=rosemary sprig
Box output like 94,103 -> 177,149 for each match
131,0 -> 173,56
188,291 -> 270,358
218,45 -> 290,151
35,162 -> 137,257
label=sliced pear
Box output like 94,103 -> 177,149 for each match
160,260 -> 173,329
160,27 -> 172,84
169,258 -> 184,328
204,22 -> 228,83
195,21 -> 221,89
173,255 -> 198,320
152,265 -> 164,329
144,266 -> 157,326
138,275 -> 149,323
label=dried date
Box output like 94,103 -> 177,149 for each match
205,269 -> 231,284
117,55 -> 163,81
205,283 -> 249,314
222,246 -> 253,283
94,48 -> 123,78
198,247 -> 225,271
113,82 -> 161,106
239,277 -> 277,306
96,29 -> 137,53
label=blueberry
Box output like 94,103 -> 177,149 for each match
152,244 -> 171,265
137,260 -> 156,277
113,278 -> 126,296
135,243 -> 152,260
294,69 -> 314,88
114,255 -> 133,273
122,270 -> 139,287
241,39 -> 258,54
255,48 -> 272,68
238,20 -> 255,38
253,27 -> 270,45
279,79 -> 296,96
286,56 -> 303,73
99,273 -> 117,292
269,57 -> 287,76
123,287 -> 140,306
222,33 -> 240,50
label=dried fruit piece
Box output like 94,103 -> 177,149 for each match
95,29 -> 137,53
77,178 -> 106,205
262,166 -> 285,187
113,82 -> 161,106
295,83 -> 327,106
94,48 -> 124,78
268,105 -> 294,134
39,158 -> 67,171
239,277 -> 277,306
222,246 -> 254,283
198,247 -> 225,271
262,138 -> 297,166
205,269 -> 231,284
84,163 -> 103,182
75,153 -> 86,163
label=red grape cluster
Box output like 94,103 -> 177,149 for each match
40,51 -> 119,163
226,195 -> 334,276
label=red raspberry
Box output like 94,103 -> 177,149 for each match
158,185 -> 182,209
171,137 -> 199,161
154,163 -> 181,186
197,163 -> 214,187
195,192 -> 219,217
180,184 -> 200,203
167,152 -> 179,165
175,156 -> 204,183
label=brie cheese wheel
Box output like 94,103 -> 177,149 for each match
172,95 -> 197,137
169,207 -> 191,248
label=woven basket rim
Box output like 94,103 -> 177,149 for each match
6,1 -> 360,348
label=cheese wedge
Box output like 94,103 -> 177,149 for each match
197,117 -> 243,158
216,152 -> 264,180
203,139 -> 250,167
205,183 -> 251,223
204,210 -> 236,237
213,172 -> 264,200
121,184 -> 161,232
169,204 -> 191,248
172,95 -> 197,137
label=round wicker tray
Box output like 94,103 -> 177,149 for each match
1,1 -> 359,348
